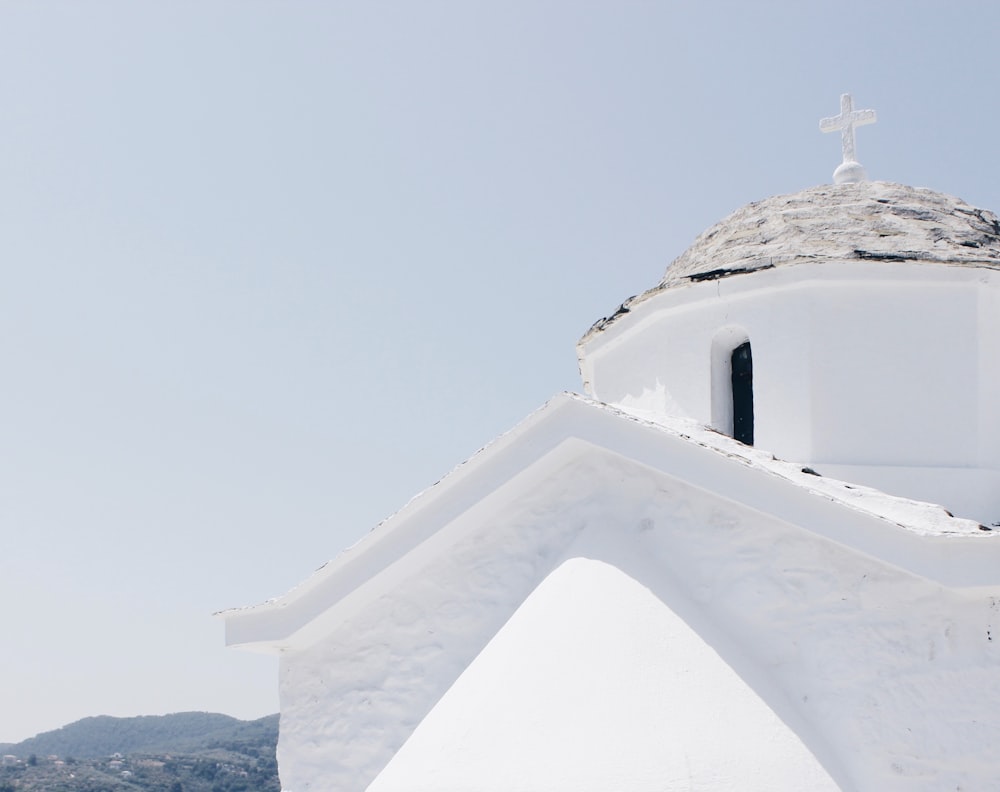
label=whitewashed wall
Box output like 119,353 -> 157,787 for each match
271,447 -> 1000,792
580,263 -> 1000,522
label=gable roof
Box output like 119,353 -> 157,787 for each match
221,393 -> 999,653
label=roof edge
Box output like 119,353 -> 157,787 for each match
222,396 -> 1000,652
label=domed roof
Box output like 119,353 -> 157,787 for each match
661,181 -> 1000,288
583,182 -> 1000,341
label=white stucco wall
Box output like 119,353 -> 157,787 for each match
270,448 -> 1000,792
580,263 -> 1000,522
226,395 -> 1000,791
806,280 -> 976,467
367,558 -> 840,792
977,285 -> 1000,472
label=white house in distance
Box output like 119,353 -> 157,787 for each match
222,98 -> 1000,791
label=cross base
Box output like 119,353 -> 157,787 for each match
833,160 -> 867,185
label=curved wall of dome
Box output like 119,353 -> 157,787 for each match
578,184 -> 1000,523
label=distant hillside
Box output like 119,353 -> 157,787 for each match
0,711 -> 278,759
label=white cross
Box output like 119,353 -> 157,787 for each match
820,93 -> 876,167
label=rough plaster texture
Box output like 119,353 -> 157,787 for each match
226,396 -> 1000,790
273,445 -> 1000,791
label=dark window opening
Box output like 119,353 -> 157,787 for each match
731,341 -> 754,445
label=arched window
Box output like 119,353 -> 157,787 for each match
710,327 -> 753,444
730,341 -> 754,445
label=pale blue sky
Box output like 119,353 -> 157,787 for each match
2,0 -> 999,743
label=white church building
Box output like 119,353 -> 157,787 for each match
223,97 -> 1000,791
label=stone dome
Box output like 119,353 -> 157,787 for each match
584,182 -> 1000,342
660,181 -> 1000,288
